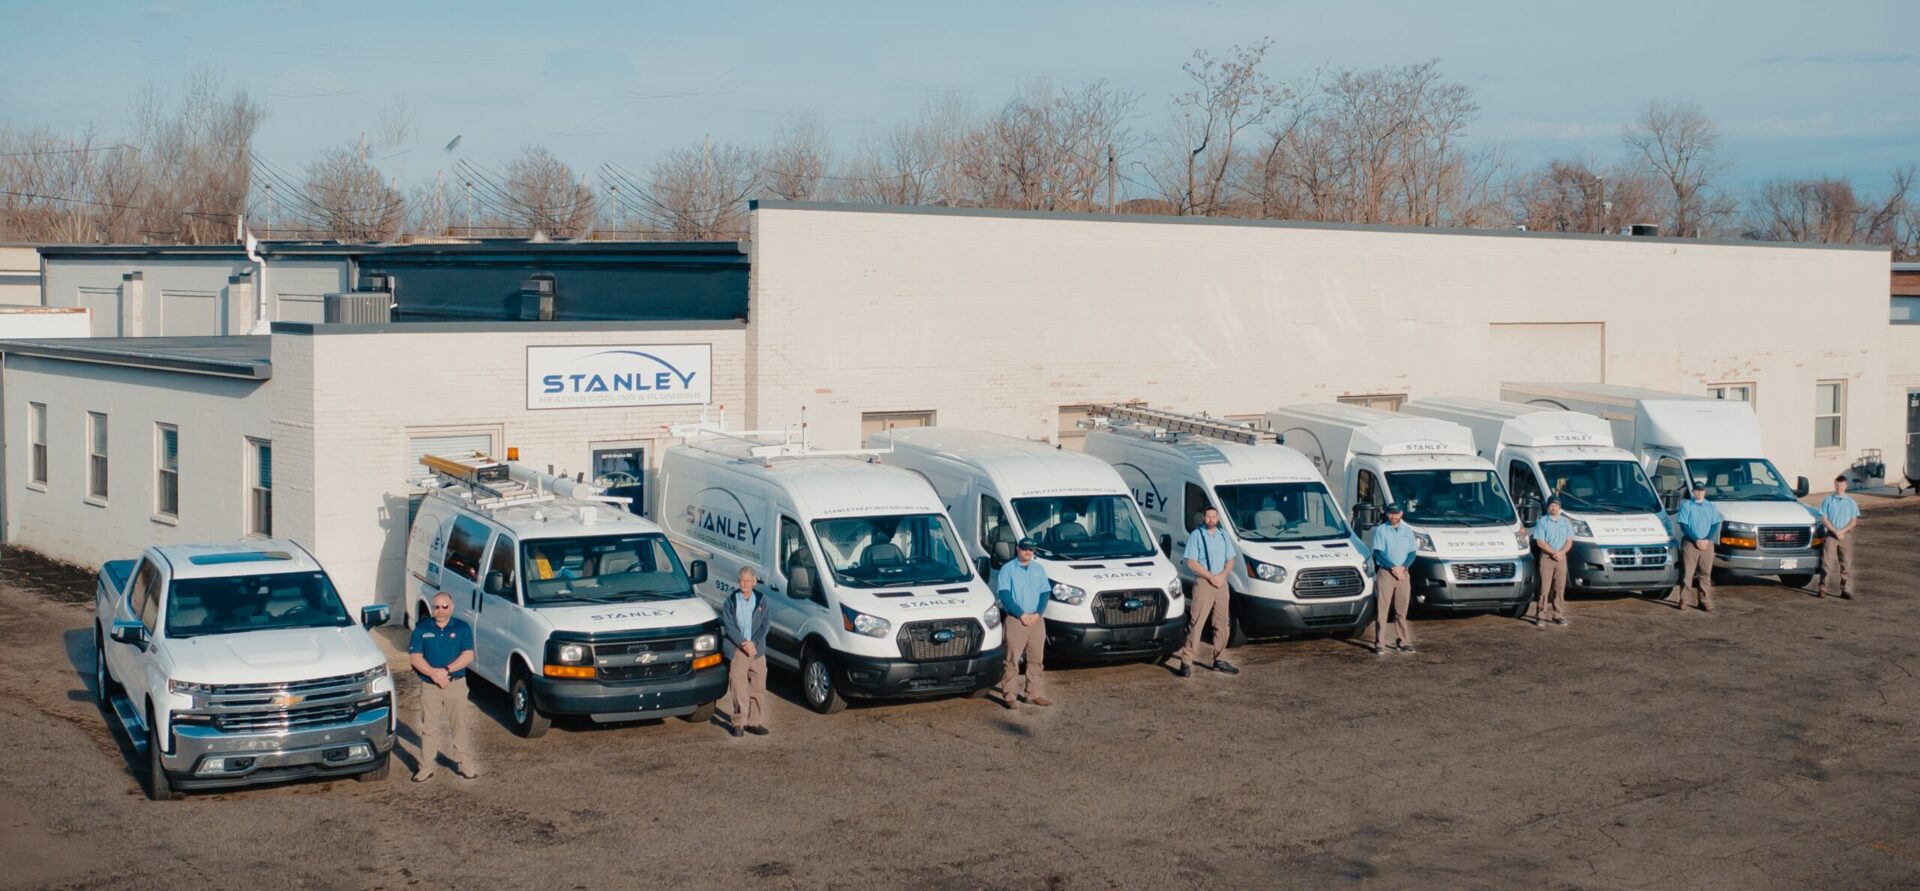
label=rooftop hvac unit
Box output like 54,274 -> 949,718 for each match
518,275 -> 557,321
323,291 -> 394,324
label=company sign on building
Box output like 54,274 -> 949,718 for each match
526,344 -> 713,409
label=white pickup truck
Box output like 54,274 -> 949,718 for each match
93,541 -> 396,800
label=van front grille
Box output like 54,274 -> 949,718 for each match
1092,590 -> 1166,627
1452,562 -> 1517,582
897,620 -> 983,662
1293,567 -> 1365,599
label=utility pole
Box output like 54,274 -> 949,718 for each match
263,182 -> 274,236
1106,144 -> 1116,213
464,180 -> 473,238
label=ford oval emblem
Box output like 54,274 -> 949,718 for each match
931,629 -> 957,644
1122,598 -> 1144,610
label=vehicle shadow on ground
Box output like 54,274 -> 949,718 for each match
58,627 -> 149,790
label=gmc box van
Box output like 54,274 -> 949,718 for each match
1401,396 -> 1680,595
1502,382 -> 1822,587
1082,404 -> 1373,644
875,426 -> 1186,661
658,424 -> 1004,714
406,454 -> 726,738
1269,403 -> 1536,616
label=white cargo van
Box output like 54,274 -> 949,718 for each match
1082,405 -> 1373,644
1502,382 -> 1822,587
875,427 -> 1186,661
1401,396 -> 1680,595
1268,403 -> 1536,616
658,424 -> 1004,714
406,454 -> 726,738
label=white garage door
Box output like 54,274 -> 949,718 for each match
1488,323 -> 1604,393
76,286 -> 120,336
160,289 -> 223,336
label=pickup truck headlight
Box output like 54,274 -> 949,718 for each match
1568,518 -> 1594,538
1415,532 -> 1436,554
1050,581 -> 1087,606
1246,557 -> 1287,583
841,606 -> 892,638
981,606 -> 1002,630
694,634 -> 718,653
168,679 -> 217,696
1165,578 -> 1183,600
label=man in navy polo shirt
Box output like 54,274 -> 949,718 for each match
409,592 -> 477,782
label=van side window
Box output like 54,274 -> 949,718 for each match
980,496 -> 1013,553
1184,482 -> 1212,532
1652,457 -> 1686,496
485,534 -> 517,600
779,516 -> 822,601
444,516 -> 489,582
1508,462 -> 1543,507
1355,470 -> 1384,511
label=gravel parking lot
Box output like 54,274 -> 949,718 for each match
4,502 -> 1919,890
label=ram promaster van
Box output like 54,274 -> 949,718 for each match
1082,404 -> 1373,644
1401,396 -> 1680,595
658,422 -> 1004,714
1502,382 -> 1822,587
1269,403 -> 1536,615
876,426 -> 1186,661
406,454 -> 726,738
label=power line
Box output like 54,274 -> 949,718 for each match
0,189 -> 140,210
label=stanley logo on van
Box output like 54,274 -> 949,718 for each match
686,488 -> 761,545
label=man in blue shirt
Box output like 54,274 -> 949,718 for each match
1531,497 -> 1576,627
1817,475 -> 1861,599
1172,506 -> 1239,678
722,566 -> 771,736
994,537 -> 1052,708
1368,503 -> 1419,655
408,592 -> 477,782
1670,481 -> 1722,612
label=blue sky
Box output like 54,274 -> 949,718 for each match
2,0 -> 1914,195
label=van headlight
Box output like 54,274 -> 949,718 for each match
694,634 -> 718,653
1569,518 -> 1593,538
981,607 -> 1001,630
1415,532 -> 1436,554
841,606 -> 892,638
1246,557 -> 1287,583
554,643 -> 590,665
1050,581 -> 1087,606
1513,528 -> 1529,550
1165,578 -> 1183,600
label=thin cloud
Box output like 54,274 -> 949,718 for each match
144,3 -> 183,16
1759,52 -> 1915,66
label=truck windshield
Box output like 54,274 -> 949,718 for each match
1685,458 -> 1795,502
1539,460 -> 1662,514
520,534 -> 694,605
811,513 -> 972,588
1213,482 -> 1350,542
1011,495 -> 1156,560
1385,469 -> 1518,526
167,571 -> 353,637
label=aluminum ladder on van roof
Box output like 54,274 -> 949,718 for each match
419,453 -> 555,510
668,407 -> 895,464
1087,403 -> 1280,446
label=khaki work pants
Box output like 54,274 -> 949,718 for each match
728,651 -> 767,729
1533,555 -> 1568,622
1674,543 -> 1715,610
1000,615 -> 1047,700
1174,576 -> 1231,669
1374,570 -> 1413,649
416,676 -> 475,774
1819,535 -> 1854,596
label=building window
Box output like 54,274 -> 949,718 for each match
1893,296 -> 1920,323
861,410 -> 935,442
1814,380 -> 1846,450
1338,394 -> 1406,411
1709,383 -> 1755,406
247,438 -> 272,537
27,402 -> 47,487
86,412 -> 108,502
155,424 -> 180,519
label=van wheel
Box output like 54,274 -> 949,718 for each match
800,647 -> 847,715
93,627 -> 118,703
1779,574 -> 1813,589
684,701 -> 717,724
509,666 -> 552,738
1226,616 -> 1248,649
1506,598 -> 1534,619
145,704 -> 180,801
354,753 -> 391,782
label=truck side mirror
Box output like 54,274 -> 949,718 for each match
483,570 -> 506,596
1661,490 -> 1682,513
1351,502 -> 1382,532
1794,476 -> 1811,498
360,604 -> 390,629
788,564 -> 820,601
686,560 -> 708,585
1519,499 -> 1543,526
109,618 -> 149,647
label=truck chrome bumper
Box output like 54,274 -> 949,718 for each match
164,706 -> 393,788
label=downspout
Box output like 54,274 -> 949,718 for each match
242,216 -> 271,334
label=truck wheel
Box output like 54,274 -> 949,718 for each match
1779,574 -> 1814,589
93,627 -> 118,703
684,701 -> 717,724
145,704 -> 180,801
1226,616 -> 1248,649
800,647 -> 847,715
509,666 -> 552,738
354,753 -> 391,782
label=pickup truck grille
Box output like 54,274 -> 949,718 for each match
1452,562 -> 1517,582
897,620 -> 983,662
598,662 -> 692,682
215,701 -> 359,733
196,671 -> 373,711
1092,590 -> 1165,627
1294,567 -> 1366,599
1758,526 -> 1812,550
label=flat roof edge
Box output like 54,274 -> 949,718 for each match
0,341 -> 271,380
272,319 -> 747,335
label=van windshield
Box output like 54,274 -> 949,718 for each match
1214,482 -> 1350,542
1685,458 -> 1794,502
1011,495 -> 1156,560
1384,469 -> 1518,526
167,571 -> 353,638
810,513 -> 972,589
1539,460 -> 1662,513
520,534 -> 694,605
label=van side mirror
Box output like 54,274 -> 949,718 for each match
1159,534 -> 1173,558
976,556 -> 992,581
686,560 -> 708,585
1661,490 -> 1682,513
1519,499 -> 1543,526
483,570 -> 506,596
788,564 -> 820,601
360,604 -> 390,629
109,618 -> 149,647
1793,476 -> 1811,498
1351,502 -> 1382,532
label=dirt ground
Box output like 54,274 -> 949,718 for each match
4,504 -> 1920,891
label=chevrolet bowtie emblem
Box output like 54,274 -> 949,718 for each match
637,652 -> 657,665
271,693 -> 304,707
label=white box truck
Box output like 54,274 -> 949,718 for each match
1082,404 -> 1374,644
658,422 -> 1004,714
1268,403 -> 1537,616
1502,382 -> 1822,587
1401,396 -> 1680,595
876,426 -> 1186,662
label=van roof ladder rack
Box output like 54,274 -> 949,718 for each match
1087,403 -> 1280,446
419,453 -> 554,510
667,406 -> 895,464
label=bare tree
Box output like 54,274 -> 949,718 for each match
1622,101 -> 1735,238
762,117 -> 830,202
132,69 -> 266,243
1745,168 -> 1913,247
616,138 -> 760,240
1511,158 -> 1660,234
955,80 -> 1140,212
838,94 -> 975,205
302,144 -> 404,241
1149,40 -> 1286,216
